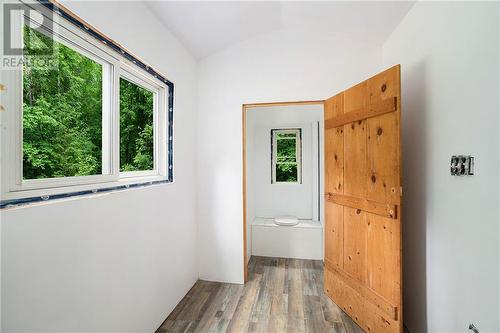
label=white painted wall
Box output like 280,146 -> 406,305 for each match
197,28 -> 381,283
247,105 -> 323,220
382,2 -> 500,332
0,2 -> 198,332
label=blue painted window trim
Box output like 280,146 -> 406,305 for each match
0,180 -> 170,209
0,0 -> 174,209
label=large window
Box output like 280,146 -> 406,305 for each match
271,129 -> 302,183
1,2 -> 172,204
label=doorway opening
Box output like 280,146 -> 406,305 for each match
242,100 -> 324,281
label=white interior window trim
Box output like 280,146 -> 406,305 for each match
0,1 -> 171,203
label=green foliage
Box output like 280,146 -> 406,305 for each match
276,164 -> 298,182
22,26 -> 154,179
119,78 -> 154,172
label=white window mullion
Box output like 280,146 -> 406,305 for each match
101,61 -> 112,176
111,63 -> 121,178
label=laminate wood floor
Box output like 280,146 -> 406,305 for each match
157,256 -> 364,333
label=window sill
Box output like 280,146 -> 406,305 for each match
0,175 -> 171,209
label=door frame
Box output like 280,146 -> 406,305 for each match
241,100 -> 324,282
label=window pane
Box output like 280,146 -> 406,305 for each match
120,78 -> 154,171
276,136 -> 297,162
23,26 -> 103,179
276,163 -> 298,182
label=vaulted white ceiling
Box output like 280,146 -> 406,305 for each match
145,1 -> 415,60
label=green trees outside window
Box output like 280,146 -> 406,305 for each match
119,78 -> 154,171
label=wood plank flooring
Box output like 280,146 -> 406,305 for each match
157,256 -> 364,333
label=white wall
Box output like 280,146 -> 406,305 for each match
0,2 -> 198,332
197,28 -> 381,283
382,2 -> 500,332
247,105 -> 323,220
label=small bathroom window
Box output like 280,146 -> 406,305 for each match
271,128 -> 302,184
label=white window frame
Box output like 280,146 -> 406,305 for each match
118,65 -> 167,179
271,128 -> 302,184
0,1 -> 170,202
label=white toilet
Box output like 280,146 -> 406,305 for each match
273,216 -> 299,226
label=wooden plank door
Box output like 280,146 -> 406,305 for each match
323,65 -> 402,333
